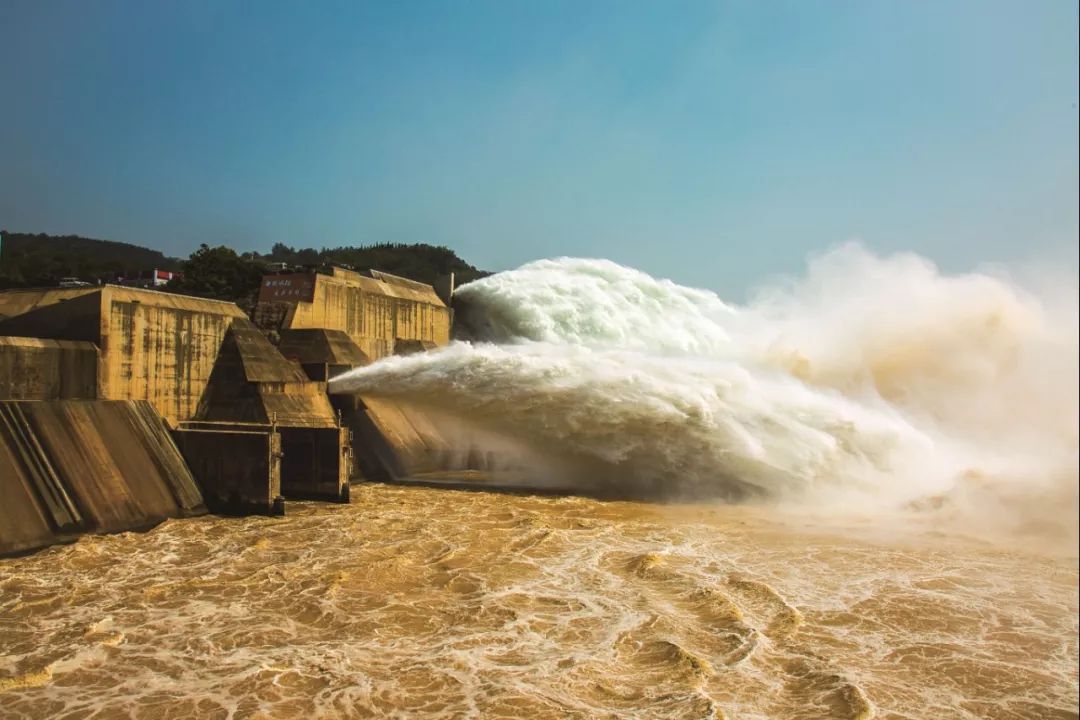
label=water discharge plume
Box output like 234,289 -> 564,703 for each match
451,256 -> 738,354
335,341 -> 936,503
331,244 -> 1079,547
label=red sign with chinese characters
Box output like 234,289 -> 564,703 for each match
258,273 -> 317,303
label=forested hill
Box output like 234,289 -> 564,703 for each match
0,232 -> 491,297
263,242 -> 489,287
0,231 -> 182,286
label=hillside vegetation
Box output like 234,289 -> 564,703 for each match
0,231 -> 489,304
0,231 -> 182,287
262,242 -> 488,287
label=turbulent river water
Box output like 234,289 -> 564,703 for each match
0,488 -> 1076,719
2,245 -> 1078,718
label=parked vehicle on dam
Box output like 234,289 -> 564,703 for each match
58,276 -> 92,287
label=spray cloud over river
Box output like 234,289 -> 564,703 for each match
332,244 -> 1079,547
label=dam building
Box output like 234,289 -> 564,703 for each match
252,266 -> 451,361
0,268 -> 454,556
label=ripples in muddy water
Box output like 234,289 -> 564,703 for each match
1,484 -> 1077,719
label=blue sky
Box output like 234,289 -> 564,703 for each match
1,0 -> 1076,296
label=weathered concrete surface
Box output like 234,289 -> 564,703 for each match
280,426 -> 352,502
393,338 -> 439,356
0,285 -> 352,510
100,288 -> 245,424
253,267 -> 451,361
0,336 -> 99,400
0,289 -> 104,343
278,328 -> 371,366
0,286 -> 100,321
192,319 -> 351,503
0,286 -> 246,425
195,318 -> 339,428
172,423 -> 284,515
334,396 -> 454,482
278,328 -> 370,381
0,400 -> 206,557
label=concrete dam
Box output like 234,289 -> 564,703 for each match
0,268 -> 460,556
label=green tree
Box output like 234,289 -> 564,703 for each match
295,247 -> 321,266
0,230 -> 182,286
269,243 -> 297,263
167,244 -> 263,304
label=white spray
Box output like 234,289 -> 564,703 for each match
331,244 -> 1078,543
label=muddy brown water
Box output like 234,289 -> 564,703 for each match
1,483 -> 1077,719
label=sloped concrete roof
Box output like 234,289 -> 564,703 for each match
326,267 -> 446,307
229,318 -> 309,383
393,338 -> 439,356
0,336 -> 98,351
278,328 -> 371,366
194,318 -> 337,428
0,285 -> 245,322
0,290 -> 104,343
0,287 -> 100,320
103,286 -> 246,316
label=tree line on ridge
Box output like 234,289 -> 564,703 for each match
0,232 -> 489,306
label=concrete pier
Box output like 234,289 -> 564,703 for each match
193,317 -> 351,503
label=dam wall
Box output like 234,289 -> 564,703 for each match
0,276 -> 459,512
0,271 -> 462,551
0,400 -> 206,557
332,395 -> 493,483
0,336 -> 99,400
248,267 -> 459,487
0,285 -> 352,526
173,422 -> 283,515
253,267 -> 451,362
98,288 -> 245,425
0,286 -> 246,425
355,396 -> 452,478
